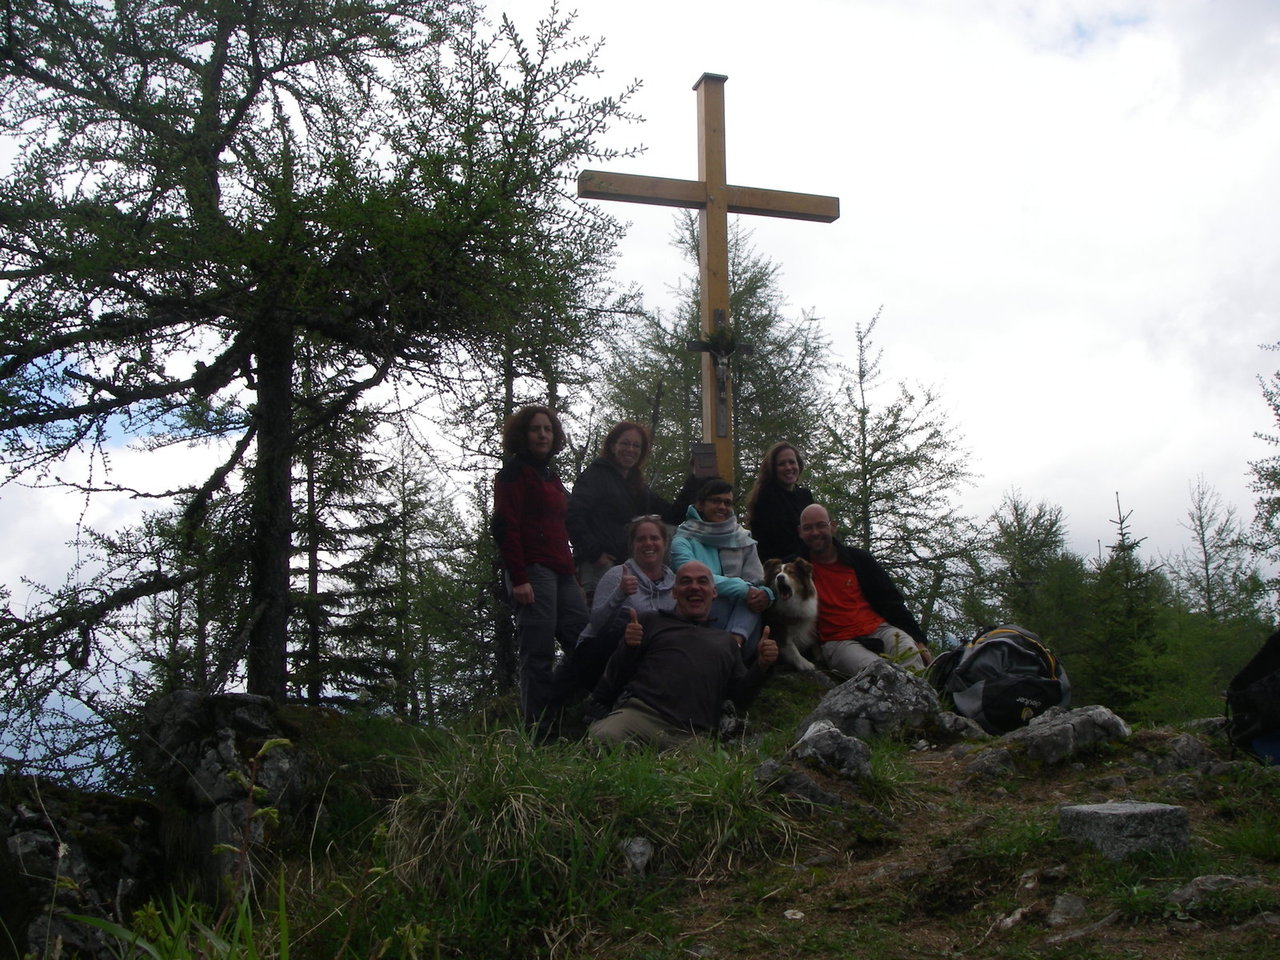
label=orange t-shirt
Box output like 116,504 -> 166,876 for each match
811,560 -> 885,642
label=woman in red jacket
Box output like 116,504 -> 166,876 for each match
493,405 -> 588,741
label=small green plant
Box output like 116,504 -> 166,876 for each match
72,873 -> 288,960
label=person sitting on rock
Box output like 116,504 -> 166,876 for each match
797,503 -> 931,677
587,561 -> 778,749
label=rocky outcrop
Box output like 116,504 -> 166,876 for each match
137,691 -> 309,902
961,704 -> 1132,777
2,776 -> 163,960
793,659 -> 985,743
3,691 -> 311,960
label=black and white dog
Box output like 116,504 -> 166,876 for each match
762,557 -> 820,672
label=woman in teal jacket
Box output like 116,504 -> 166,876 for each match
670,478 -> 774,661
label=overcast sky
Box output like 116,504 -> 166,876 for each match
3,0 -> 1279,607
549,0 -> 1280,561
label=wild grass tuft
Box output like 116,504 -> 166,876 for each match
73,879 -> 288,960
375,729 -> 807,956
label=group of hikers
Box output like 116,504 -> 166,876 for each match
492,404 -> 931,746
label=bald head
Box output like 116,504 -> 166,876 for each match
799,504 -> 837,562
673,561 -> 717,621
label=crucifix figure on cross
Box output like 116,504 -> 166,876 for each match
578,72 -> 839,483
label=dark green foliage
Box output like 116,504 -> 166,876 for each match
0,1 -> 636,717
1070,499 -> 1174,716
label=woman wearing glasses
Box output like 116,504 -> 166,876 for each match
670,478 -> 774,661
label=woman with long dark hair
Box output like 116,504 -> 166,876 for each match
493,404 -> 588,740
744,441 -> 814,563
567,420 -> 687,599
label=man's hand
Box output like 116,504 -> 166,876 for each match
512,582 -> 535,606
624,608 -> 643,647
746,586 -> 769,613
757,626 -> 778,667
917,644 -> 934,667
594,552 -> 617,570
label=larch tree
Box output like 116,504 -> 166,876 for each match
0,0 -> 637,705
1250,345 -> 1280,606
818,315 -> 982,642
1167,476 -> 1269,625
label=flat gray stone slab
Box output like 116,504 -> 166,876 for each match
1059,801 -> 1189,860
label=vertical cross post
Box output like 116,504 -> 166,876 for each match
695,76 -> 733,474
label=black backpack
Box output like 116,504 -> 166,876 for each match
1225,630 -> 1280,762
928,625 -> 1070,734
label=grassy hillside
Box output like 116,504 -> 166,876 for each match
78,675 -> 1280,959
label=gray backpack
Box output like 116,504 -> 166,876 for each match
928,625 -> 1071,734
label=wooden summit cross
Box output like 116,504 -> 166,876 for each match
578,72 -> 839,481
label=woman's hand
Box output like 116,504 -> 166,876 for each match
620,571 -> 638,595
512,582 -> 535,606
746,587 -> 770,613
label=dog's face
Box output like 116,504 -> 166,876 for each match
763,557 -> 816,608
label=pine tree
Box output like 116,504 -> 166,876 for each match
964,492 -> 1093,650
1074,497 -> 1172,717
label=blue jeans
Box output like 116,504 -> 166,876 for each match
707,595 -> 763,662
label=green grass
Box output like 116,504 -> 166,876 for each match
314,729 -> 811,957
60,698 -> 1280,960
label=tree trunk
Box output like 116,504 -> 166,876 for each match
247,314 -> 295,700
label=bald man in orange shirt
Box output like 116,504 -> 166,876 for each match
797,504 -> 932,677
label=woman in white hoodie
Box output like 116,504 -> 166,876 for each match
572,516 -> 677,690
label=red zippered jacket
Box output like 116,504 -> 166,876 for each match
493,457 -> 575,586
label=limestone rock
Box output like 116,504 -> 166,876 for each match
1059,801 -> 1189,860
794,659 -> 943,742
787,720 -> 873,783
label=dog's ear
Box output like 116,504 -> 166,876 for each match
793,557 -> 812,574
762,558 -> 780,579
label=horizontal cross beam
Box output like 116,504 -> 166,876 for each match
577,170 -> 840,223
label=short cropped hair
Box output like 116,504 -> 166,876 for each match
695,477 -> 733,504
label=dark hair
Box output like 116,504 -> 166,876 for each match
600,420 -> 652,469
745,442 -> 805,528
626,515 -> 669,553
501,404 -> 567,460
695,477 -> 733,504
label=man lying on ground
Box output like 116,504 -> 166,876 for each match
588,561 -> 778,749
